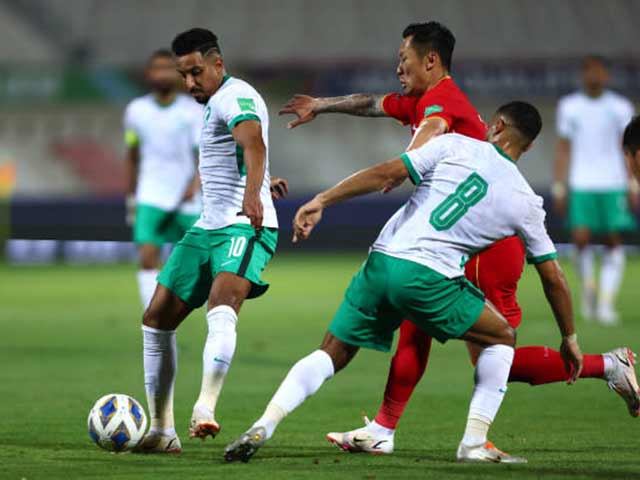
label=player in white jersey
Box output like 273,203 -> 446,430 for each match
135,29 -> 279,454
225,102 -> 583,464
553,56 -> 637,324
124,49 -> 203,310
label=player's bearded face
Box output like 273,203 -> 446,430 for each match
396,38 -> 429,96
177,52 -> 225,104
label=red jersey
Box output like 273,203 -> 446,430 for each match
381,76 -> 486,140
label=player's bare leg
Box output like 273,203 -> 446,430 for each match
456,303 -> 527,463
138,243 -> 162,309
224,333 -> 358,462
190,272 -> 252,440
136,285 -> 193,453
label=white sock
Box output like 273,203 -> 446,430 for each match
575,247 -> 596,294
367,419 -> 395,437
598,246 -> 625,312
137,269 -> 158,309
462,344 -> 514,447
142,325 -> 177,435
194,306 -> 238,415
252,350 -> 334,439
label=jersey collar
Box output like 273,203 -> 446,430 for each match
492,144 -> 516,164
221,74 -> 231,86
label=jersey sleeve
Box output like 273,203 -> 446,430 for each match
556,98 -> 572,139
123,103 -> 140,147
216,85 -> 261,131
415,89 -> 455,131
618,98 -> 635,132
382,93 -> 417,125
400,135 -> 449,185
518,195 -> 558,264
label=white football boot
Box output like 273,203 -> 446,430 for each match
189,404 -> 221,440
604,347 -> 640,417
456,440 -> 527,464
326,416 -> 394,454
133,431 -> 182,454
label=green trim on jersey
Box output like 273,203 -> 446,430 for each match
492,144 -> 516,164
401,153 -> 421,185
527,252 -> 558,264
125,129 -> 139,147
228,113 -> 260,130
157,224 -> 278,308
329,251 -> 485,351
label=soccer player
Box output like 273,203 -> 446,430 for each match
135,28 -> 279,453
624,116 -> 640,180
224,102 -> 583,464
280,23 -> 640,454
553,55 -> 636,324
124,49 -> 203,309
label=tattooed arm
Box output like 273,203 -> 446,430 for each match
279,94 -> 386,128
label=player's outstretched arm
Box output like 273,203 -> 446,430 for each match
232,120 -> 265,229
535,259 -> 583,383
292,158 -> 408,242
279,94 -> 387,129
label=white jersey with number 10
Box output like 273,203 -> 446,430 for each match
372,134 -> 557,278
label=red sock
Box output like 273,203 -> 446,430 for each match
374,321 -> 432,429
509,346 -> 604,385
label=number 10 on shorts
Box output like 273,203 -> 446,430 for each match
228,236 -> 247,258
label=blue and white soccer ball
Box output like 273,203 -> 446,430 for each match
88,394 -> 147,452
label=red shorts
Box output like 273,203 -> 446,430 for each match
464,236 -> 526,328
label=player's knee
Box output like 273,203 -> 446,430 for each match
142,307 -> 160,328
320,333 -> 358,373
500,324 -> 516,348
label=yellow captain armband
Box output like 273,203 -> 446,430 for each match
125,129 -> 139,147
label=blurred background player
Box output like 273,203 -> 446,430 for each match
136,28 -> 279,454
553,55 -> 637,325
281,23 -> 640,455
124,49 -> 203,309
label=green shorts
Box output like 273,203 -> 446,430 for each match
329,251 -> 486,352
569,190 -> 636,234
157,224 -> 278,308
134,203 -> 199,246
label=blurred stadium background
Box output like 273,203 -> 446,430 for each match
1,0 -> 639,262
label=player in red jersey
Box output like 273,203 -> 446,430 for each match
281,22 -> 639,456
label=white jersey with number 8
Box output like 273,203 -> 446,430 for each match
372,134 -> 556,278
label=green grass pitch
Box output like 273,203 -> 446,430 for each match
2,254 -> 640,479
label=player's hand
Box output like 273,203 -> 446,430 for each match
292,197 -> 324,243
560,335 -> 583,384
279,95 -> 317,129
270,176 -> 289,200
239,194 -> 263,230
125,194 -> 136,226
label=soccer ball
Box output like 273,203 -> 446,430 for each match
87,394 -> 147,452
